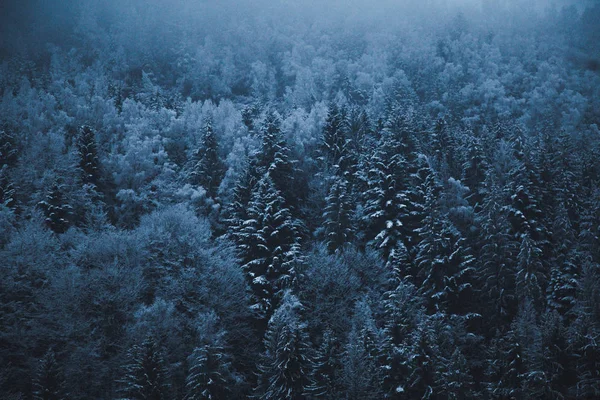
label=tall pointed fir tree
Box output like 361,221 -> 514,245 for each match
32,349 -> 67,400
0,165 -> 16,210
340,300 -> 384,400
305,328 -> 342,399
436,348 -> 475,400
76,125 -> 101,187
361,122 -> 414,270
255,292 -> 313,400
320,104 -> 351,175
190,118 -> 225,199
38,180 -> 73,234
185,342 -> 233,400
503,134 -> 549,309
237,175 -> 302,321
382,281 -> 424,398
257,110 -> 299,210
323,176 -> 353,253
119,336 -> 169,400
461,135 -> 488,212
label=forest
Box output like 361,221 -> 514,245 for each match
1,0 -> 600,398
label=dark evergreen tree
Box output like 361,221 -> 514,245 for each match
38,180 -> 73,234
405,322 -> 438,400
255,292 -> 313,400
305,329 -> 341,399
185,343 -> 232,400
32,350 -> 67,400
361,129 -> 411,268
0,165 -> 16,210
323,176 -> 353,253
257,110 -> 300,209
119,336 -> 169,400
190,118 -> 225,198
540,312 -> 577,399
436,349 -> 474,400
76,125 -> 101,187
0,128 -> 18,169
320,104 -> 350,173
382,281 -> 424,398
237,175 -> 302,320
461,135 -> 487,211
340,301 -> 383,400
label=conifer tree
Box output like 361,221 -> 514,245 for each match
436,348 -> 474,400
320,104 -> 350,173
305,329 -> 341,399
38,180 -> 73,234
238,175 -> 302,320
255,292 -> 313,400
76,125 -> 101,187
32,350 -> 67,400
190,118 -> 225,198
185,343 -> 232,400
0,165 -> 16,210
119,336 -> 169,400
323,176 -> 353,253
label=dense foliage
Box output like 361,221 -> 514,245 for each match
1,0 -> 600,398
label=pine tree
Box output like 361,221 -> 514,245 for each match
0,165 -> 16,210
382,281 -> 424,398
190,118 -> 225,198
361,129 -> 411,267
255,292 -> 313,400
320,104 -> 350,173
119,336 -> 169,400
540,311 -> 577,399
405,322 -> 438,400
238,175 -> 302,320
340,301 -> 383,400
32,350 -> 67,400
257,110 -> 298,208
461,135 -> 487,211
305,329 -> 341,399
76,125 -> 101,187
323,176 -> 353,253
185,343 -> 232,400
38,180 -> 73,234
0,128 -> 18,169
436,349 -> 474,400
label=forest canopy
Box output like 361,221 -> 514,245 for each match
1,0 -> 600,399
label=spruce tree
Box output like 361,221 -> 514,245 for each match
76,125 -> 101,187
255,292 -> 313,400
190,118 -> 225,198
305,329 -> 341,399
323,176 -> 353,253
0,165 -> 16,210
320,104 -> 350,173
185,343 -> 232,400
238,175 -> 302,320
119,336 -> 169,400
32,350 -> 67,400
38,180 -> 73,234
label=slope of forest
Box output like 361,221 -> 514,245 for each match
1,0 -> 600,398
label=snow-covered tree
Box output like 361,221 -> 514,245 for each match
190,118 -> 225,199
323,176 -> 353,253
119,336 -> 169,400
255,292 -> 313,399
185,343 -> 233,400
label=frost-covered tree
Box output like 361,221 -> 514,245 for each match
38,180 -> 73,234
190,118 -> 225,199
237,175 -> 302,320
119,336 -> 169,400
323,176 -> 353,253
305,329 -> 341,399
76,125 -> 101,187
185,343 -> 233,400
255,292 -> 313,400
